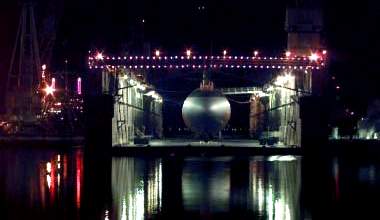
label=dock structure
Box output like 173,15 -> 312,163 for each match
86,7 -> 326,148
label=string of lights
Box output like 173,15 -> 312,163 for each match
88,50 -> 326,70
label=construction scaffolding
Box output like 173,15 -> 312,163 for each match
5,2 -> 42,122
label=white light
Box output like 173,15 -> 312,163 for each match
309,52 -> 320,61
274,73 -> 294,86
145,91 -> 155,96
44,84 -> 56,96
254,50 -> 259,56
129,79 -> 136,85
46,162 -> 51,173
186,49 -> 191,57
285,51 -> 291,57
268,155 -> 297,161
136,84 -> 146,91
95,52 -> 104,60
46,174 -> 51,189
42,64 -> 47,71
223,50 -> 227,56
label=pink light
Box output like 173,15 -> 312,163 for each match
52,78 -> 56,89
41,64 -> 46,79
95,52 -> 104,60
285,51 -> 291,57
322,50 -> 327,55
77,77 -> 82,95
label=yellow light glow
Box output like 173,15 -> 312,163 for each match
46,162 -> 51,173
44,85 -> 56,96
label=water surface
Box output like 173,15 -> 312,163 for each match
0,148 -> 378,219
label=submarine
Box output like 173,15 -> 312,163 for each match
182,72 -> 231,139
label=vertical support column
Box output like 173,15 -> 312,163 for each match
249,94 -> 264,139
285,6 -> 324,147
84,69 -> 114,150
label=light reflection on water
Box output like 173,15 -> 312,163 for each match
0,148 -> 83,219
111,158 -> 162,220
250,156 -> 301,220
9,148 -> 380,219
110,156 -> 301,219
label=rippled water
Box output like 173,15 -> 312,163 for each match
0,148 -> 379,219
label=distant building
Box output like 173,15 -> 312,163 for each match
357,100 -> 380,140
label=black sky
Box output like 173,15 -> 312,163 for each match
1,0 -> 380,115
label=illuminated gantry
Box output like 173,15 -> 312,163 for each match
88,50 -> 326,71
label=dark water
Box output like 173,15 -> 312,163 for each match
0,148 -> 379,219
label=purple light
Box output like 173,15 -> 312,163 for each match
77,77 -> 82,95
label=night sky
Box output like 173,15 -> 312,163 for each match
1,0 -> 380,127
